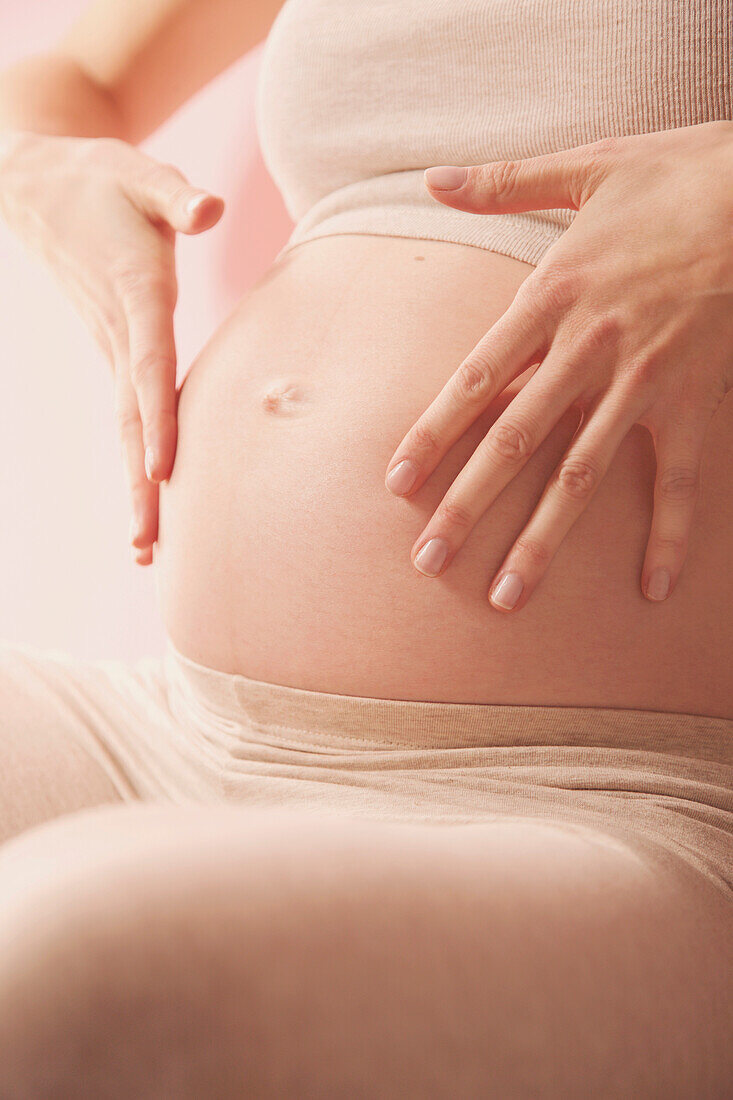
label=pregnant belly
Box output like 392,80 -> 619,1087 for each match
155,234 -> 733,716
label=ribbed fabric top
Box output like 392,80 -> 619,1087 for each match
255,0 -> 732,266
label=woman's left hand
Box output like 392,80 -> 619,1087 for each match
384,120 -> 733,611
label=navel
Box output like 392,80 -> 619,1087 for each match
260,380 -> 309,417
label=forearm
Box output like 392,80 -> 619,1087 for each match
0,0 -> 287,150
0,52 -> 127,141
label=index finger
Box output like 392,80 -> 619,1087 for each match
384,293 -> 549,498
114,360 -> 160,561
125,279 -> 179,483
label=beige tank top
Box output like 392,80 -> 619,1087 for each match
255,0 -> 732,266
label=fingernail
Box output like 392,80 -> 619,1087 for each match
646,567 -> 670,601
386,459 -> 418,495
129,516 -> 140,545
425,166 -> 467,190
414,537 -> 449,577
185,192 -> 209,216
144,446 -> 156,481
490,572 -> 524,610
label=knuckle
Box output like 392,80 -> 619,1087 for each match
454,356 -> 497,403
513,534 -> 551,567
578,311 -> 624,357
114,403 -> 139,437
410,420 -> 442,457
115,263 -> 174,308
621,349 -> 660,388
129,350 -> 176,388
484,419 -> 534,464
95,299 -> 124,341
569,387 -> 596,416
140,271 -> 173,302
589,135 -> 622,161
438,496 -> 474,530
657,465 -> 699,503
651,533 -> 686,554
526,268 -> 579,316
573,137 -> 625,194
479,159 -> 521,201
554,456 -> 600,500
111,260 -> 148,298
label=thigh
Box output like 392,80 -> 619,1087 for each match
0,641 -> 128,845
0,803 -> 730,1100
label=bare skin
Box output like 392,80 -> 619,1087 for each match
0,3 -> 731,1098
0,0 -> 286,564
397,124 -> 733,612
0,802 -> 731,1100
155,230 -> 733,716
1,0 -> 731,716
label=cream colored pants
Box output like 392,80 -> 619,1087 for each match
0,636 -> 731,1098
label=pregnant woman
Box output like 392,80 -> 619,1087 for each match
0,0 -> 731,1096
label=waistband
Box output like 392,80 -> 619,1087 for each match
163,638 -> 733,765
275,169 -> 571,268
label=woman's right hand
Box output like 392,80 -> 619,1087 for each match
0,131 -> 224,564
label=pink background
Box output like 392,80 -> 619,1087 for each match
0,0 -> 293,660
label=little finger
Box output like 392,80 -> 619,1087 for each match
641,411 -> 709,602
488,388 -> 649,610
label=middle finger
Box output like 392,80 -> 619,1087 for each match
487,385 -> 650,611
409,344 -> 588,577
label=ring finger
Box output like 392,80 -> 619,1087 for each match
487,386 -> 649,611
641,408 -> 709,602
409,344 -> 592,578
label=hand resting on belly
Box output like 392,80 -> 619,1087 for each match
154,234 -> 733,717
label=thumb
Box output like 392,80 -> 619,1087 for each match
132,162 -> 225,235
424,138 -> 617,214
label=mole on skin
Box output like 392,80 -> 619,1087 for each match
260,380 -> 308,415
